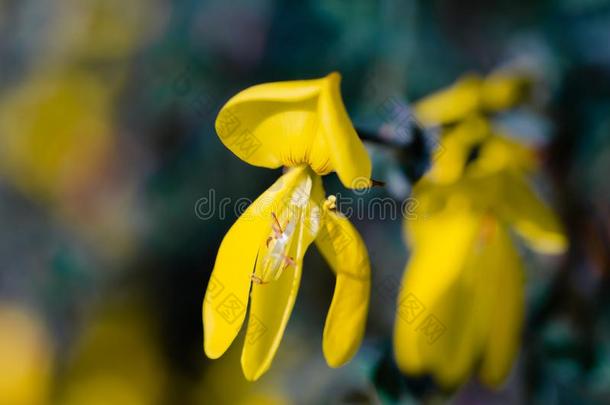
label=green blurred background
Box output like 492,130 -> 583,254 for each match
0,0 -> 609,403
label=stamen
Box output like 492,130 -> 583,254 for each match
323,195 -> 337,211
255,212 -> 298,284
255,175 -> 312,284
271,212 -> 283,236
251,274 -> 268,285
282,255 -> 295,270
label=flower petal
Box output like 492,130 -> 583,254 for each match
203,166 -> 311,359
414,75 -> 483,125
481,72 -> 528,112
478,226 -> 525,387
394,204 -> 481,380
240,173 -> 323,380
499,171 -> 567,254
427,217 -> 516,388
318,73 -> 372,188
469,132 -> 537,178
215,73 -> 371,188
315,209 -> 370,367
216,79 -> 322,170
240,259 -> 303,381
427,115 -> 489,184
397,188 -> 526,388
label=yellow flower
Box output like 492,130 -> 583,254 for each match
414,72 -> 530,126
393,75 -> 567,389
203,73 -> 371,381
0,71 -> 114,202
415,71 -> 536,185
59,301 -> 167,405
424,113 -> 537,184
0,70 -> 137,261
193,337 -> 290,405
0,304 -> 53,405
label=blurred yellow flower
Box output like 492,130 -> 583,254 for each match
0,71 -> 114,202
204,73 -> 371,381
0,0 -> 161,263
393,74 -> 567,389
0,70 -> 137,260
36,0 -> 165,71
0,304 -> 53,405
414,72 -> 530,126
58,302 -> 167,405
193,339 -> 290,405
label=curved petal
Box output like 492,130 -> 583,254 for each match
216,80 -> 322,171
220,79 -> 322,105
394,206 -> 481,379
499,171 -> 567,254
414,75 -> 483,126
397,189 -> 526,388
240,173 -> 323,380
215,73 -> 371,188
241,259 -> 303,381
203,166 -> 311,359
318,73 -> 372,188
478,226 -> 525,387
427,217 -> 513,388
315,208 -> 370,367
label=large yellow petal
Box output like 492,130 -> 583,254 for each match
215,73 -> 371,188
478,226 -> 525,387
499,171 -> 567,254
414,75 -> 483,126
203,166 -> 311,359
394,200 -> 482,378
427,217 -> 518,388
315,208 -> 370,367
240,173 -> 323,381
